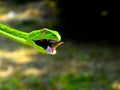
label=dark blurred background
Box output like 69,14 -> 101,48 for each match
57,0 -> 119,43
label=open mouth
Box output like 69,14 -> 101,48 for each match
33,39 -> 63,54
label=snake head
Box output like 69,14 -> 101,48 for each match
27,28 -> 63,55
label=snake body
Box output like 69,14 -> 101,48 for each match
0,23 -> 62,55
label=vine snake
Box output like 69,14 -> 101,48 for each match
0,23 -> 63,55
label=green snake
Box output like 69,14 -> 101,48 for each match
0,23 -> 63,55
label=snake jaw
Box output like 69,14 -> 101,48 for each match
33,39 -> 63,55
46,46 -> 56,54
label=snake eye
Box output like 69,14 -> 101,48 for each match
41,28 -> 47,34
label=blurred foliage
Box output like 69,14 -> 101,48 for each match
4,0 -> 41,4
0,0 -> 59,31
0,40 -> 120,90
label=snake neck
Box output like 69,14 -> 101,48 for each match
0,23 -> 29,44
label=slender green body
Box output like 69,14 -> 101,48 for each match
0,23 -> 28,45
0,23 -> 62,55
